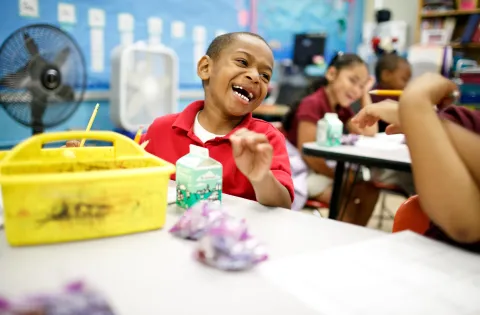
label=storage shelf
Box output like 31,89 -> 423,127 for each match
421,9 -> 480,18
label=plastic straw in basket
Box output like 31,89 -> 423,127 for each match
80,103 -> 99,147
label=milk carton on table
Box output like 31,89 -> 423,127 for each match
176,145 -> 223,209
316,113 -> 343,147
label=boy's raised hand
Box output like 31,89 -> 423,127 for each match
400,73 -> 458,110
230,128 -> 272,183
351,99 -> 401,133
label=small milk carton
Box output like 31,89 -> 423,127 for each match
316,113 -> 343,147
176,145 -> 223,209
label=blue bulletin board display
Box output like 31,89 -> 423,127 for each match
256,0 -> 362,62
0,0 -> 248,90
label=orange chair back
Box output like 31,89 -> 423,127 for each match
392,195 -> 430,234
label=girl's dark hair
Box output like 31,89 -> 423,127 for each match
282,52 -> 365,131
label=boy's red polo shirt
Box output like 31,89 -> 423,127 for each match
141,101 -> 294,204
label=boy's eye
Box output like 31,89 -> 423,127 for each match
261,73 -> 270,81
236,59 -> 248,66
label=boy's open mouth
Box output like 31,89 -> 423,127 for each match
232,85 -> 254,103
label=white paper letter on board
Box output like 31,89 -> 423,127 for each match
148,17 -> 163,45
118,13 -> 135,46
58,3 -> 76,24
88,8 -> 105,28
90,28 -> 104,72
171,21 -> 185,38
19,0 -> 39,17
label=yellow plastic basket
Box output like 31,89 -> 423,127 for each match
0,131 -> 175,246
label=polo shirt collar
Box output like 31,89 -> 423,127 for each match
172,100 -> 254,139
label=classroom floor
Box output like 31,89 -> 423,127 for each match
300,192 -> 407,233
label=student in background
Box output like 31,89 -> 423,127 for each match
370,54 -> 415,196
353,73 -> 480,252
68,32 -> 294,209
282,53 -> 380,225
372,53 -> 412,132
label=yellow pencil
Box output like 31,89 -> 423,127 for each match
369,90 -> 402,96
80,103 -> 100,147
134,126 -> 144,144
369,89 -> 460,99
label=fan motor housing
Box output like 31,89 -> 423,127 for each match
42,66 -> 61,90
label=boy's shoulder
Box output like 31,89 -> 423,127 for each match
148,113 -> 181,131
248,117 -> 285,139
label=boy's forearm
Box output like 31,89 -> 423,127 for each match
251,171 -> 292,209
442,120 -> 480,187
400,100 -> 480,243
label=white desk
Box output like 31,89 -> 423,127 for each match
0,182 -> 383,315
303,139 -> 412,219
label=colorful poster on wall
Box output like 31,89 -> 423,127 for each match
256,0 -> 351,61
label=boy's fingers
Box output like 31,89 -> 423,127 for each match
385,124 -> 402,135
230,136 -> 245,157
65,140 -> 80,147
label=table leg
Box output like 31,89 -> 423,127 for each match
328,161 -> 345,219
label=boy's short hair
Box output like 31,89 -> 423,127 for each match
205,32 -> 270,60
374,53 -> 409,82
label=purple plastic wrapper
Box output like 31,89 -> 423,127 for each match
195,216 -> 268,271
341,134 -> 359,145
169,202 -> 229,240
0,281 -> 116,315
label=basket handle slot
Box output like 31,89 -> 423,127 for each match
0,131 -> 146,164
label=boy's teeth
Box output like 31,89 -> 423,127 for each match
234,91 -> 249,102
248,92 -> 253,99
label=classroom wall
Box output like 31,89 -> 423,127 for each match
363,0 -> 419,47
255,0 -> 365,61
0,0 -> 364,149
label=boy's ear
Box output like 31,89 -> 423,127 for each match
325,66 -> 337,82
197,55 -> 212,81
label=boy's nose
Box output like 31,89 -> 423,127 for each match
246,73 -> 260,83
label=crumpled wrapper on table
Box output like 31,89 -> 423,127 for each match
341,134 -> 359,145
195,216 -> 268,271
169,202 -> 229,240
0,281 -> 116,315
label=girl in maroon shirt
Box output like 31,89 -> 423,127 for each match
282,53 -> 380,226
352,73 -> 480,253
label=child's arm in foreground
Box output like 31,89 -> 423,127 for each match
400,75 -> 480,243
230,128 -> 293,209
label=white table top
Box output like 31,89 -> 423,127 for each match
0,182 -> 384,314
303,135 -> 411,171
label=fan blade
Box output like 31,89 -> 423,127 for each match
54,84 -> 75,102
24,33 -> 39,56
53,47 -> 70,67
127,92 -> 144,120
0,64 -> 30,89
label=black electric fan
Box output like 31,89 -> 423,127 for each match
0,24 -> 86,134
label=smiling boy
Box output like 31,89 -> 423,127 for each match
140,32 -> 294,208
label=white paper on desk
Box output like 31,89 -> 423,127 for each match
354,135 -> 406,150
259,231 -> 480,315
